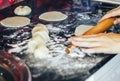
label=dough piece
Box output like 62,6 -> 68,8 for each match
14,5 -> 32,16
39,11 -> 68,22
32,31 -> 50,42
27,36 -> 46,53
32,24 -> 49,34
74,25 -> 93,36
0,16 -> 30,28
34,45 -> 49,58
32,24 -> 50,42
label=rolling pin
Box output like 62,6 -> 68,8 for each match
65,17 -> 115,54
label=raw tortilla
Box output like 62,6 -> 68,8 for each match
0,16 -> 30,28
39,11 -> 68,22
74,25 -> 93,36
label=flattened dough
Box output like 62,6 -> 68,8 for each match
0,16 -> 30,28
39,11 -> 68,22
74,25 -> 93,36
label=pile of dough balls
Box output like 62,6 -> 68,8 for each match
28,24 -> 50,58
14,5 -> 32,16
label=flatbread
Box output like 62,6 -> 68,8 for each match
74,25 -> 93,36
0,16 -> 30,28
39,11 -> 68,22
14,5 -> 32,16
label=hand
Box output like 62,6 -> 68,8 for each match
68,33 -> 120,54
98,6 -> 120,24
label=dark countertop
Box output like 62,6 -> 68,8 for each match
0,0 -> 119,81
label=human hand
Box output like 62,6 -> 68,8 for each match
98,6 -> 120,24
68,33 -> 120,54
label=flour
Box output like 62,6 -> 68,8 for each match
1,13 -> 106,80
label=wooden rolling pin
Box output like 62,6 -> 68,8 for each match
65,17 -> 115,54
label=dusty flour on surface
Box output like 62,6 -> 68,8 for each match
1,13 -> 107,80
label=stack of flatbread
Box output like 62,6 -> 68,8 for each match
28,24 -> 50,58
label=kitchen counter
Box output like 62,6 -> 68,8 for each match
0,0 -> 119,81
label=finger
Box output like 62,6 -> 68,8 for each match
114,18 -> 120,24
71,41 -> 101,47
81,47 -> 106,54
69,34 -> 105,42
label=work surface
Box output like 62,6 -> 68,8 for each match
0,1 -> 119,81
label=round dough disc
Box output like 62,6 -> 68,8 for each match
39,11 -> 68,22
14,5 -> 32,16
74,25 -> 93,36
0,16 -> 30,28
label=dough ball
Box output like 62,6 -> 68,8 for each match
27,36 -> 46,53
32,31 -> 50,43
32,24 -> 50,42
14,5 -> 32,16
32,24 -> 49,34
34,45 -> 49,58
0,16 -> 30,28
39,11 -> 68,22
74,25 -> 93,36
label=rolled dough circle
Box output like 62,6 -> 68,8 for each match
39,11 -> 68,22
0,16 -> 30,28
74,25 -> 93,36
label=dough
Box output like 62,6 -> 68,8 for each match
32,31 -> 50,42
0,16 -> 30,28
34,45 -> 49,58
27,36 -> 46,53
14,5 -> 32,16
39,11 -> 68,22
32,24 -> 50,42
74,25 -> 93,36
32,24 -> 49,34
27,23 -> 50,58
